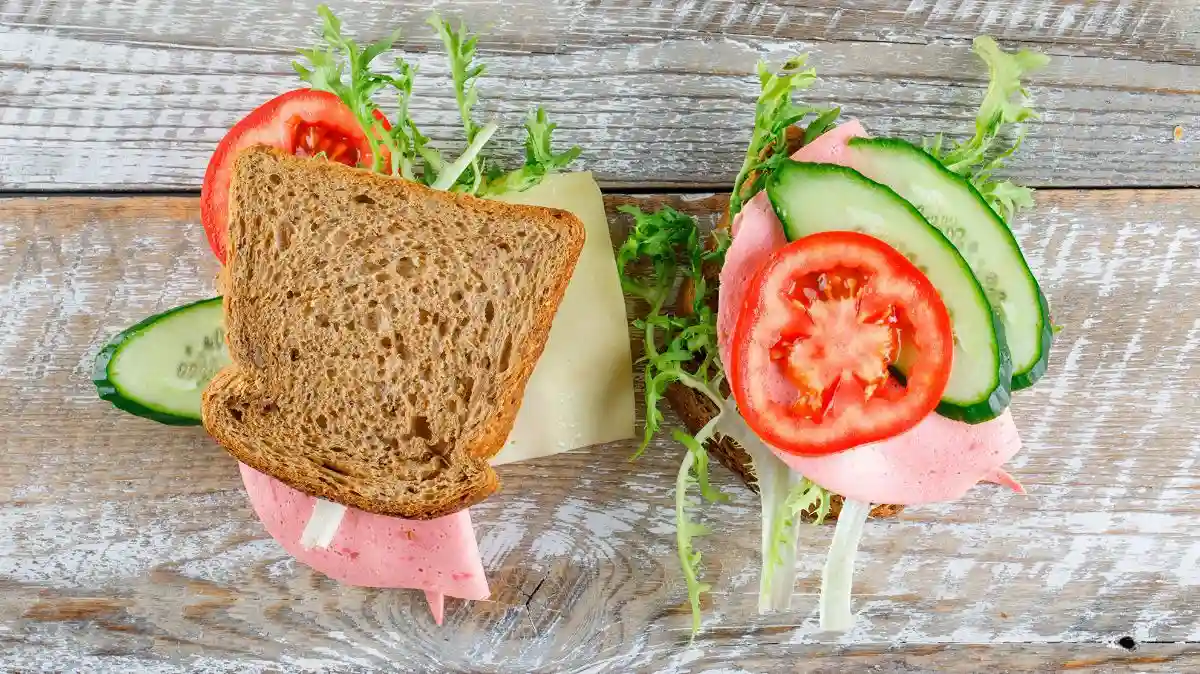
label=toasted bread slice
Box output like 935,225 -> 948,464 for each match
202,146 -> 585,519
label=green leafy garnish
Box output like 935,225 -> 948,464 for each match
294,5 -> 407,175
675,434 -> 713,635
729,56 -> 838,217
482,108 -> 584,196
428,15 -> 488,193
926,36 -> 1050,221
616,205 -> 727,455
293,7 -> 577,194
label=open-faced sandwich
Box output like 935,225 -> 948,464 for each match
618,37 -> 1054,632
92,6 -> 635,623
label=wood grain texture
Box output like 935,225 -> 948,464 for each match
2,189 -> 1199,672
1,0 -> 1198,190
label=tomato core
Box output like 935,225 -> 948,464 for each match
771,267 -> 903,423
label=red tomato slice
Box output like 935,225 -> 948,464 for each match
729,231 -> 953,456
199,89 -> 389,263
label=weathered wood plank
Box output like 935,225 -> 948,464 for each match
3,0 -> 1197,64
2,190 -> 1199,672
1,4 -> 1197,190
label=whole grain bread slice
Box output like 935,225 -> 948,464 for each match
202,146 -> 585,519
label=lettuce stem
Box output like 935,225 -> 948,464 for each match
819,498 -> 871,631
432,122 -> 499,191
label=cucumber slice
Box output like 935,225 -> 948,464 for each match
844,137 -> 1052,389
766,161 -> 1012,422
93,297 -> 229,425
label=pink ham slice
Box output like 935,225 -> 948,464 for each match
717,120 -> 1025,506
770,410 -> 1023,505
240,464 -> 489,624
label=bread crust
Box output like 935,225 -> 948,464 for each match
201,146 -> 584,519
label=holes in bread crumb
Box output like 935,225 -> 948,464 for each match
395,335 -> 409,360
459,376 -> 474,403
286,290 -> 295,300
395,258 -> 416,278
410,416 -> 433,441
450,290 -> 464,303
418,309 -> 432,326
353,194 -> 376,205
499,336 -> 513,371
268,173 -> 282,185
261,402 -> 277,414
429,440 -> 452,458
380,336 -> 393,349
315,414 -> 328,430
290,348 -> 300,362
364,311 -> 378,332
316,314 -> 330,328
374,271 -> 389,283
484,301 -> 495,323
498,242 -> 511,253
228,406 -> 244,423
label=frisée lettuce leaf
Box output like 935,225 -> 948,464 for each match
293,6 -> 579,194
925,36 -> 1050,222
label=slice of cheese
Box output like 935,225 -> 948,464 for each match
491,172 -> 635,465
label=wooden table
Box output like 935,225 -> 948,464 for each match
2,2 -> 1198,672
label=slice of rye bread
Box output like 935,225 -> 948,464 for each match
202,146 -> 585,520
664,125 -> 903,522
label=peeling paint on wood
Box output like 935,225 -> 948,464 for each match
1,191 -> 1198,671
1,3 -> 1198,190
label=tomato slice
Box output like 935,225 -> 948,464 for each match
729,231 -> 953,456
199,89 -> 388,263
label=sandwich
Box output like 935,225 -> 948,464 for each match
92,6 -> 635,623
618,37 -> 1054,633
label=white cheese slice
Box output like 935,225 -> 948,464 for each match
490,172 -> 635,465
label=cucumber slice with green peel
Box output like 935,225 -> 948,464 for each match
766,161 -> 1012,423
844,137 -> 1052,389
93,297 -> 229,425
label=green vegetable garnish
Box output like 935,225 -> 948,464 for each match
729,56 -> 838,218
428,15 -> 488,192
616,205 -> 726,455
293,6 -> 578,194
926,36 -> 1050,222
293,5 -> 406,176
483,109 -> 584,196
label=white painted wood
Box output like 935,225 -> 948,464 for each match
1,2 -> 1197,190
1,190 -> 1198,671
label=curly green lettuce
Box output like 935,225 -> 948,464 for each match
926,36 -> 1050,221
729,56 -> 839,217
293,6 -> 579,194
